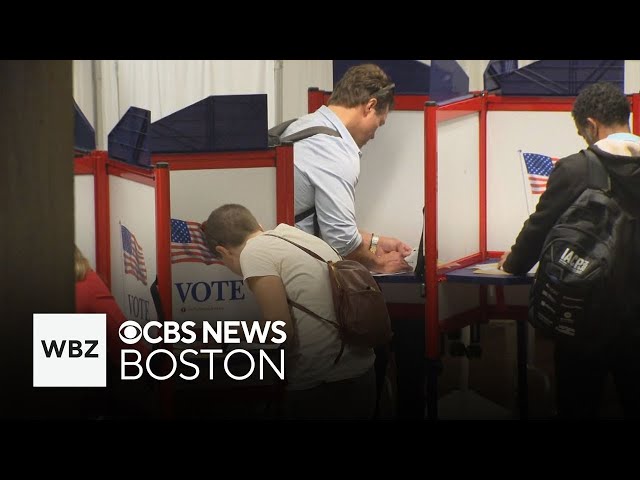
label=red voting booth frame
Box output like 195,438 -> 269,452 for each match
73,147 -> 295,301
73,146 -> 295,417
309,88 -> 640,419
74,91 -> 640,419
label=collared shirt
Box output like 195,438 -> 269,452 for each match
283,106 -> 363,256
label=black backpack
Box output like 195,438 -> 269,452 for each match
268,118 -> 341,235
529,148 -> 637,350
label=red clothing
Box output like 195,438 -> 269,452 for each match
75,270 -> 150,367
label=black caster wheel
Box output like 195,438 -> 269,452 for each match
449,341 -> 467,357
466,344 -> 482,358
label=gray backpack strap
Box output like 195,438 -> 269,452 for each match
268,118 -> 340,147
280,126 -> 340,144
267,119 -> 298,147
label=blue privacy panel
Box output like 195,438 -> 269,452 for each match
74,100 -> 95,153
485,60 -> 624,96
108,106 -> 152,167
332,60 -> 469,102
150,94 -> 268,154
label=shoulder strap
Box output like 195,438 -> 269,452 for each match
267,118 -> 298,147
583,148 -> 611,193
286,298 -> 340,328
268,118 -> 341,147
295,206 -> 321,238
281,126 -> 340,144
294,206 -> 316,224
262,234 -> 341,329
263,233 -> 327,262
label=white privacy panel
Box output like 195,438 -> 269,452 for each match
109,175 -> 158,326
74,174 -> 96,268
169,167 -> 277,323
486,111 -> 586,252
357,110 -> 425,248
437,114 -> 480,263
625,60 -> 640,94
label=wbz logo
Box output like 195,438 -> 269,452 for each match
33,314 -> 106,387
41,340 -> 99,358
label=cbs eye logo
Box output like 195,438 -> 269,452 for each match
119,321 -> 143,344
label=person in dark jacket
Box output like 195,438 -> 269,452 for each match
498,82 -> 640,419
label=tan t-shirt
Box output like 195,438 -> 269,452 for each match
240,223 -> 375,390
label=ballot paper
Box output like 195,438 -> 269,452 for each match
371,248 -> 419,277
471,262 -> 538,276
371,248 -> 468,277
471,262 -> 510,276
404,248 -> 419,270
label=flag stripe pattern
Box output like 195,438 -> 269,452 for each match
121,224 -> 148,285
523,152 -> 559,194
171,218 -> 222,265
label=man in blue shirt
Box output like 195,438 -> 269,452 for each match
283,63 -> 413,274
283,63 -> 421,418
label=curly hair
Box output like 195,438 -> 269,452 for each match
572,82 -> 630,129
328,63 -> 395,113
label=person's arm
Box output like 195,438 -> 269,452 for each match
298,137 -> 364,256
300,140 -> 411,273
348,229 -> 412,273
240,240 -> 295,343
359,229 -> 413,257
245,275 -> 294,343
501,158 -> 586,274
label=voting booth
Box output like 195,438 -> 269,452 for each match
78,96 -> 294,417
149,95 -> 293,418
310,60 -> 640,419
308,59 -> 472,418
426,63 -> 639,419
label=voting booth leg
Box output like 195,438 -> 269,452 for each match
425,358 -> 442,420
392,318 -> 427,419
373,344 -> 391,418
517,318 -> 529,420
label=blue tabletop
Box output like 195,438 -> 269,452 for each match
445,259 -> 534,286
373,260 -> 535,286
374,272 -> 422,284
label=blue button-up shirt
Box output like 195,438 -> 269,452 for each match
284,106 -> 363,256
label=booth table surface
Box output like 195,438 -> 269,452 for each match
445,260 -> 534,286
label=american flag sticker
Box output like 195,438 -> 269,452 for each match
171,218 -> 222,265
121,224 -> 148,285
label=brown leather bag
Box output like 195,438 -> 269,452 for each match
265,234 -> 393,362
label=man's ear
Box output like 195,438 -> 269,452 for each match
364,97 -> 377,116
215,245 -> 229,257
258,223 -> 265,232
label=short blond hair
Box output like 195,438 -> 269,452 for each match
74,245 -> 92,281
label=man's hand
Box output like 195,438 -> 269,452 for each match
374,251 -> 413,274
498,250 -> 511,273
377,236 -> 413,257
